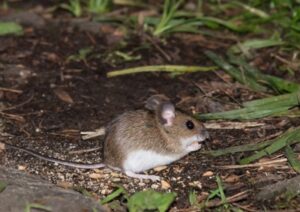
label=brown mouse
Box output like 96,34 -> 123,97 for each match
2,95 -> 209,181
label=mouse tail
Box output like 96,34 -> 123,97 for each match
2,142 -> 106,169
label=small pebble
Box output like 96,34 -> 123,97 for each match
138,182 -> 146,187
151,184 -> 159,189
89,173 -> 103,179
17,165 -> 26,171
161,180 -> 171,189
188,181 -> 202,189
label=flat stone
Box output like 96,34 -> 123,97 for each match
0,167 -> 106,212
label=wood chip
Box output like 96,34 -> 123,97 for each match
0,142 -> 5,151
153,165 -> 168,172
81,127 -> 106,140
89,173 -> 103,179
57,181 -> 73,189
224,174 -> 240,183
17,165 -> 26,171
161,180 -> 171,189
202,171 -> 214,177
188,181 -> 202,189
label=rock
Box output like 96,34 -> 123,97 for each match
0,167 -> 106,212
0,11 -> 45,28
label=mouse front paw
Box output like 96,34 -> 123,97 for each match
186,142 -> 202,152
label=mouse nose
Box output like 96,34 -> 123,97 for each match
200,129 -> 210,140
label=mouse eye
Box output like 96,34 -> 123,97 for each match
186,120 -> 194,130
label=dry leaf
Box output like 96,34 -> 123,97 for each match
224,174 -> 240,183
202,171 -> 214,177
53,88 -> 74,104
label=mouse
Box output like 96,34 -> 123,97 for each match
1,95 -> 209,181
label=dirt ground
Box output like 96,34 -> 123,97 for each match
1,1 -> 300,211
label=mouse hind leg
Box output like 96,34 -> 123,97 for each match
125,171 -> 160,181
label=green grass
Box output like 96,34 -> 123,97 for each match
67,47 -> 94,63
197,91 -> 300,120
0,181 -> 7,193
100,187 -> 176,212
24,203 -> 52,212
0,22 -> 23,36
239,127 -> 300,164
60,0 -> 82,17
86,0 -> 112,14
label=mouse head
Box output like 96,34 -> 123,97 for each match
146,95 -> 209,152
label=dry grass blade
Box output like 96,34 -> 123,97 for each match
205,190 -> 250,208
107,65 -> 217,77
218,158 -> 287,169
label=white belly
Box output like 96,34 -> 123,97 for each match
123,150 -> 182,173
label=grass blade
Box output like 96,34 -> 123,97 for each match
100,186 -> 126,205
197,105 -> 292,120
0,22 -> 23,36
239,127 -> 300,164
243,92 -> 300,108
0,181 -> 7,193
201,138 -> 275,157
216,176 -> 228,208
231,1 -> 270,19
285,145 -> 300,173
154,0 -> 184,36
229,38 -> 285,54
107,65 -> 217,77
227,54 -> 300,93
196,16 -> 248,32
198,91 -> 300,120
205,51 -> 267,92
25,203 -> 52,212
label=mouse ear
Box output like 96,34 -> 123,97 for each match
145,94 -> 170,111
160,103 -> 175,126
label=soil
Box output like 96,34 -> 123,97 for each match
1,1 -> 300,211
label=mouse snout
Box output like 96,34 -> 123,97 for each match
200,129 -> 210,140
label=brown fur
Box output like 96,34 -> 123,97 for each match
103,108 -> 207,168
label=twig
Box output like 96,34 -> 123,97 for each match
0,111 -> 25,122
69,147 -> 101,155
272,54 -> 300,70
217,158 -> 287,169
231,203 -> 256,212
0,87 -> 23,94
81,127 -> 106,140
205,190 -> 250,208
145,34 -> 171,62
1,94 -> 34,112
